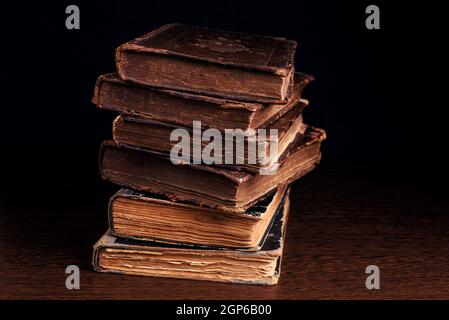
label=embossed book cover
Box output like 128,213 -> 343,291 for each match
116,23 -> 298,102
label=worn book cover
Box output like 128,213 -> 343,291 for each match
93,193 -> 290,285
93,72 -> 313,131
116,23 -> 298,103
112,104 -> 307,173
99,126 -> 326,213
108,185 -> 288,250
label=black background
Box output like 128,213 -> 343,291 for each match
0,1 -> 447,212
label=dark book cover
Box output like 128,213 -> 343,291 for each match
112,104 -> 308,173
93,72 -> 313,131
115,23 -> 298,103
99,126 -> 326,213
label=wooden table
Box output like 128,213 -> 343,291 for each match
1,158 -> 448,299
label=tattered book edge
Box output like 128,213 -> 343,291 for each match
92,196 -> 290,285
107,186 -> 289,251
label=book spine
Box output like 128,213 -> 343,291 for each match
116,49 -> 292,103
107,190 -> 121,235
93,75 -> 258,131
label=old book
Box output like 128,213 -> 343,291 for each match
109,184 -> 288,250
99,126 -> 326,213
115,23 -> 298,103
112,104 -> 308,173
92,72 -> 313,131
92,193 -> 290,285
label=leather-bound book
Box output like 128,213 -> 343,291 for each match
92,72 -> 313,131
108,185 -> 288,250
92,193 -> 290,285
115,24 -> 298,103
112,104 -> 307,173
99,126 -> 326,213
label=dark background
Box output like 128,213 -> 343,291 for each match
1,0 -> 447,231
1,0 -> 449,300
1,1 -> 446,197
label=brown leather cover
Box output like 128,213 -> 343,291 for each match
93,72 -> 313,131
115,24 -> 299,103
99,126 -> 326,213
112,103 -> 307,173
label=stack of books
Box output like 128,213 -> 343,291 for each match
91,24 -> 326,285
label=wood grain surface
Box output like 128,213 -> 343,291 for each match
1,158 -> 448,300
